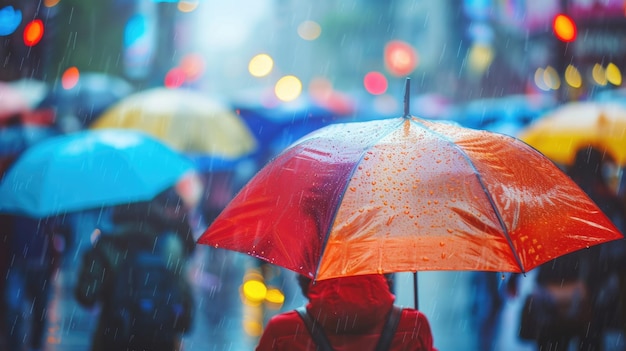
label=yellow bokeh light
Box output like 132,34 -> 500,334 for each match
178,0 -> 199,12
565,65 -> 582,88
248,54 -> 273,78
265,288 -> 285,304
275,75 -> 302,102
592,63 -> 607,86
606,62 -> 622,86
242,280 -> 267,302
543,66 -> 561,90
297,20 -> 322,41
467,44 -> 494,74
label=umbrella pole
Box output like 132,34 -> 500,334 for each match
403,77 -> 411,118
413,271 -> 419,310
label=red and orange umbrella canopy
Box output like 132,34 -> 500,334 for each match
198,116 -> 622,280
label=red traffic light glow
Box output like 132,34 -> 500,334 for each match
384,40 -> 418,76
553,14 -> 576,42
23,19 -> 44,46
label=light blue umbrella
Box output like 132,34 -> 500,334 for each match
0,129 -> 195,218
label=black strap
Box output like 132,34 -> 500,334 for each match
296,306 -> 334,351
296,306 -> 404,351
374,306 -> 403,351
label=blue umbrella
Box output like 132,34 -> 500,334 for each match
0,129 -> 195,217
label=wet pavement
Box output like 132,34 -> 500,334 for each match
29,247 -> 626,351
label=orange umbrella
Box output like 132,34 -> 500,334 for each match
198,83 -> 622,307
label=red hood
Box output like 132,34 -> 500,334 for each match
306,274 -> 395,334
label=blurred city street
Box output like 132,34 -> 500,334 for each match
2,1 -> 626,351
35,248 -> 626,351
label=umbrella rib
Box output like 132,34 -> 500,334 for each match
313,118 -> 406,280
409,118 -> 526,273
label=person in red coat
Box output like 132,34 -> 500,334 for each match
256,273 -> 437,351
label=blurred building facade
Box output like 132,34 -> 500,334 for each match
2,0 -> 626,104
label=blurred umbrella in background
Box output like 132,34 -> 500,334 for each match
37,72 -> 134,133
0,81 -> 57,177
0,129 -> 195,218
0,124 -> 59,177
8,78 -> 48,108
0,81 -> 32,126
91,87 -> 257,172
233,89 -> 354,165
519,101 -> 626,167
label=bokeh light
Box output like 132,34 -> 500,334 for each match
23,19 -> 44,47
384,40 -> 418,76
248,54 -> 273,78
553,14 -> 576,42
297,20 -> 322,41
164,67 -> 186,88
265,288 -> 285,305
274,75 -> 302,102
180,53 -> 205,81
0,6 -> 21,35
592,63 -> 607,86
61,67 -> 80,90
363,71 -> 388,95
124,14 -> 148,47
564,65 -> 582,88
534,68 -> 548,91
467,44 -> 494,74
242,280 -> 267,303
606,62 -> 622,86
178,0 -> 199,12
44,0 -> 61,7
543,66 -> 560,90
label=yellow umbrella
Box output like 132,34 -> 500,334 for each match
91,88 -> 257,159
519,101 -> 626,166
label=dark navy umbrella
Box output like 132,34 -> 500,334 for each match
37,72 -> 134,132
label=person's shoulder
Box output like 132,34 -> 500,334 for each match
256,309 -> 309,350
266,310 -> 302,329
397,308 -> 432,329
395,308 -> 438,350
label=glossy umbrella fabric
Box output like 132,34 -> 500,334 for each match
198,116 -> 623,281
519,101 -> 626,166
0,129 -> 195,217
91,88 -> 257,161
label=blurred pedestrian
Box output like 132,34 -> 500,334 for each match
469,271 -> 505,351
569,146 -> 626,346
74,190 -> 196,351
517,250 -> 594,350
256,273 -> 437,351
516,145 -> 626,351
3,215 -> 71,351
